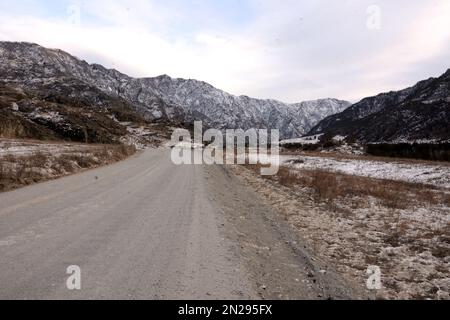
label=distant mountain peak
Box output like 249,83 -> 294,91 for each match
0,41 -> 350,139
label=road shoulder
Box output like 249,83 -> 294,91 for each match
204,164 -> 368,300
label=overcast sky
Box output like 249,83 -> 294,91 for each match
0,0 -> 449,103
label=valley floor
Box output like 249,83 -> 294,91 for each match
0,147 -> 362,300
0,145 -> 448,299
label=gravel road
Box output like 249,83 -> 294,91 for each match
0,148 -> 362,299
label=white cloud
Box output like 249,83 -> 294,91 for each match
0,0 -> 449,103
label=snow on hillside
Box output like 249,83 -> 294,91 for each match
0,42 -> 351,139
145,74 -> 351,138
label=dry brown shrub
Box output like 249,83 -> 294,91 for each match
15,158 -> 27,180
0,160 -> 5,181
4,154 -> 15,162
277,166 -> 299,187
118,143 -> 136,157
245,164 -> 444,210
0,142 -> 136,192
64,154 -> 96,168
441,193 -> 450,207
29,151 -> 48,168
310,170 -> 339,202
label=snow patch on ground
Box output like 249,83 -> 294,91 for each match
283,156 -> 450,188
377,138 -> 450,144
0,140 -> 94,156
280,134 -> 324,145
28,110 -> 64,122
0,139 -> 135,192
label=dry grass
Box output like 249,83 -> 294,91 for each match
234,164 -> 450,299
276,166 -> 299,187
246,164 -> 448,210
0,143 -> 136,192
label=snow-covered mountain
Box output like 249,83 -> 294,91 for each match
0,42 -> 350,139
308,69 -> 450,143
141,75 -> 350,138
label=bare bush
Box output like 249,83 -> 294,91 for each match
0,160 -> 4,181
310,170 -> 338,202
117,143 -> 136,157
29,151 -> 48,167
66,154 -> 97,168
15,158 -> 27,181
277,166 -> 299,186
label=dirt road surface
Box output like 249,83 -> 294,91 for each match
0,148 -> 363,299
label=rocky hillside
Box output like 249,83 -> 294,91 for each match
141,75 -> 350,138
0,42 -> 350,139
308,69 -> 450,143
0,81 -> 150,144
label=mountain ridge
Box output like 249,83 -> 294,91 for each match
308,68 -> 450,143
0,41 -> 350,139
